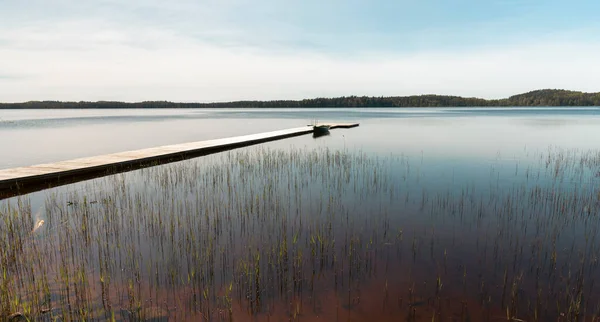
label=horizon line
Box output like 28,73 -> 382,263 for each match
1,88 -> 598,105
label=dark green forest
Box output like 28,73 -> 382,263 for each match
1,89 -> 599,108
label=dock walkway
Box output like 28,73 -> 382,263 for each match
0,123 -> 358,198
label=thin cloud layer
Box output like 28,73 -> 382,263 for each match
0,0 -> 599,102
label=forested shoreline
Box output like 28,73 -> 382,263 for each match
2,89 -> 599,108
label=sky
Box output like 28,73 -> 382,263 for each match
0,0 -> 599,102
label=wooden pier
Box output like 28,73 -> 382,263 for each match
0,123 -> 358,199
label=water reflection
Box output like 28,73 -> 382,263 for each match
2,108 -> 600,170
1,143 -> 599,321
312,131 -> 330,139
1,109 -> 600,321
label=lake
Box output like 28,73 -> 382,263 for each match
1,107 -> 600,321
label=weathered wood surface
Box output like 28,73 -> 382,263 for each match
0,123 -> 358,198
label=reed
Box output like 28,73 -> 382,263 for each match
0,146 -> 599,320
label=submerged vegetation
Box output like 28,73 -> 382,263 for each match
1,146 -> 600,321
2,89 -> 600,108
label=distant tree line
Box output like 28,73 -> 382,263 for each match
1,89 -> 599,109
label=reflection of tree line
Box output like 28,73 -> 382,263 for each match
2,89 -> 599,108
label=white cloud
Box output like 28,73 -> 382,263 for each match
0,18 -> 599,102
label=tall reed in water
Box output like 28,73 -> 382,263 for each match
0,146 -> 600,320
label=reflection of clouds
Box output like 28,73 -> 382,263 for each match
1,109 -> 600,173
520,115 -> 600,128
522,118 -> 570,127
0,108 -> 198,122
338,115 -> 600,161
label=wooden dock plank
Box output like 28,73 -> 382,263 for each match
0,123 -> 359,198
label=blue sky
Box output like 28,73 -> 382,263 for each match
1,0 -> 599,102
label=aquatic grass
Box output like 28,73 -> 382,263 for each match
0,146 -> 600,320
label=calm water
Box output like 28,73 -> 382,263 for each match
1,107 -> 600,321
1,107 -> 600,168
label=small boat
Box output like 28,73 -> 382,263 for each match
313,124 -> 330,136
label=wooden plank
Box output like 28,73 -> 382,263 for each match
0,123 -> 359,198
329,123 -> 360,129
